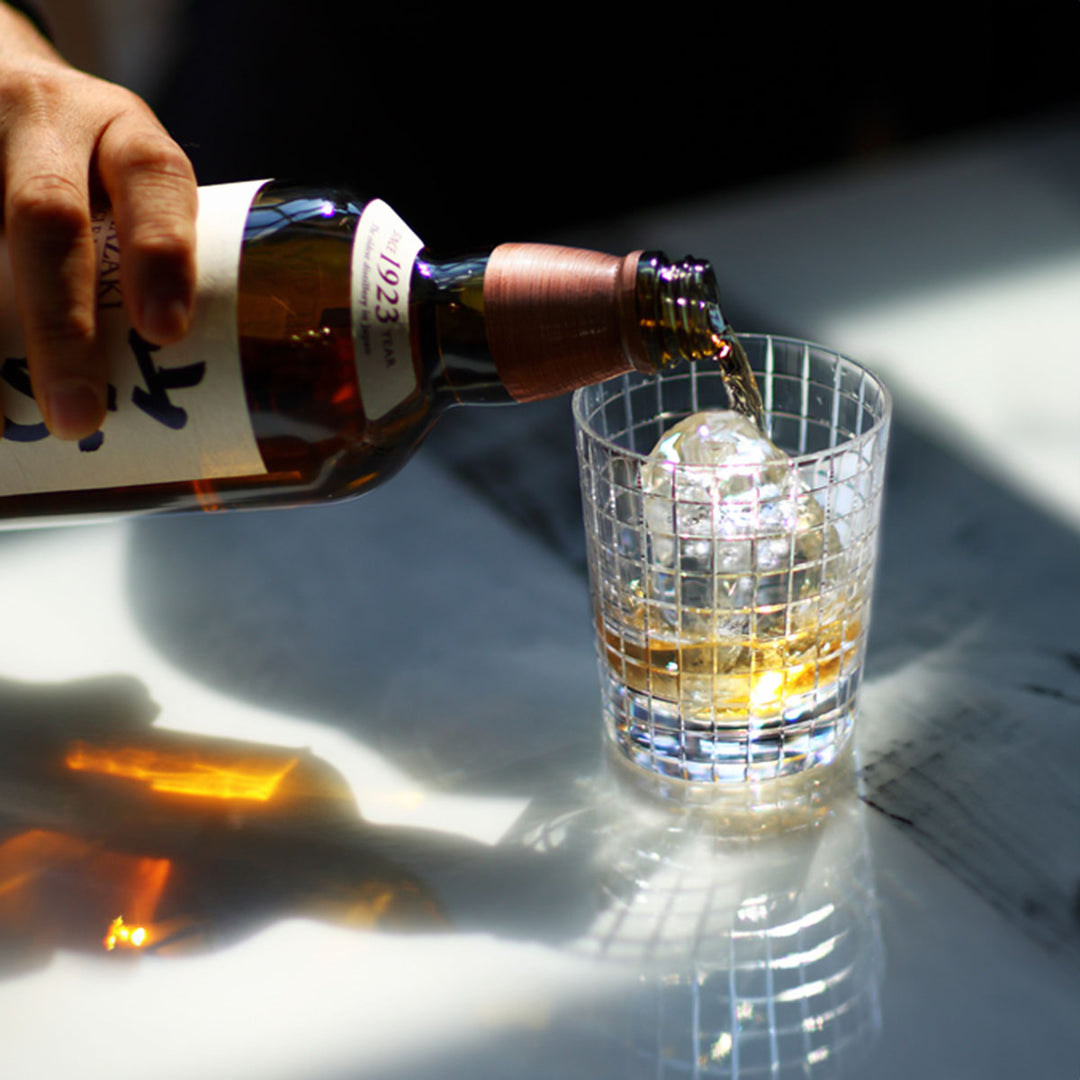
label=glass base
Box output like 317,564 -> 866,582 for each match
601,669 -> 857,786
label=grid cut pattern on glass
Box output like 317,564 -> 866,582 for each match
573,335 -> 890,785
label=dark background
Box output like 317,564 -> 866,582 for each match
153,3 -> 1080,252
145,1 -> 1080,576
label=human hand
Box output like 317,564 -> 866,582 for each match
0,3 -> 197,440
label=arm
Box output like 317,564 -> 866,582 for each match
0,1 -> 197,439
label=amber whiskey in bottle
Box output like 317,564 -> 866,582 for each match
0,180 -> 736,526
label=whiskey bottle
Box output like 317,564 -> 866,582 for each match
0,180 -> 735,526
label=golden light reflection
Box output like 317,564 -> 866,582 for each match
749,669 -> 786,711
123,851 -> 171,927
96,852 -> 173,952
0,730 -> 439,963
0,830 -> 87,898
0,829 -> 174,955
65,742 -> 299,802
103,916 -> 147,951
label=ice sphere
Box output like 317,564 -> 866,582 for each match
641,411 -> 843,636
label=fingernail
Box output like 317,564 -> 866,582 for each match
141,292 -> 192,344
47,379 -> 105,440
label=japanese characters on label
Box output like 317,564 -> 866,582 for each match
0,181 -> 267,496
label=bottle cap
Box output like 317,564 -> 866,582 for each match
483,244 -> 647,401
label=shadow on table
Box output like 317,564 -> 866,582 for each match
0,672 -> 610,979
430,399 -> 1080,960
123,400 -> 1080,958
0,668 -> 883,1078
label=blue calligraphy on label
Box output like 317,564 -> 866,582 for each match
1,330 -> 208,454
0,357 -> 48,444
128,330 -> 206,430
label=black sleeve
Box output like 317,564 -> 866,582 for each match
2,0 -> 52,41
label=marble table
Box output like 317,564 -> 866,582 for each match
0,113 -> 1077,1079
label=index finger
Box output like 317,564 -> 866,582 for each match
4,127 -> 105,440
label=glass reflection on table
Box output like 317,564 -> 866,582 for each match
515,745 -> 884,1077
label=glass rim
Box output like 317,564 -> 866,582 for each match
571,333 -> 892,468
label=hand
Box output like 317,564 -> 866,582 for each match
0,4 -> 197,440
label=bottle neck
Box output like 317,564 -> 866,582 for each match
413,253 -> 512,406
416,245 -> 732,408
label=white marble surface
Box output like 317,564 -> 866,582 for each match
0,116 -> 1079,1079
0,447 -> 1076,1078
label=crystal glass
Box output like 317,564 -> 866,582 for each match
573,335 -> 891,784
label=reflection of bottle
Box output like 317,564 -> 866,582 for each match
0,713 -> 600,964
0,180 -> 734,526
0,725 -> 447,962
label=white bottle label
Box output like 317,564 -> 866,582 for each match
0,179 -> 267,497
351,200 -> 424,421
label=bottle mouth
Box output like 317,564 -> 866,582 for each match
637,251 -> 729,369
665,254 -> 727,328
